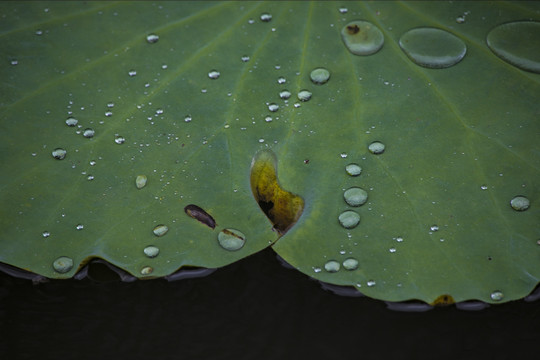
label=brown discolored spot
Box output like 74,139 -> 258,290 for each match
347,24 -> 360,34
184,204 -> 216,229
431,294 -> 455,306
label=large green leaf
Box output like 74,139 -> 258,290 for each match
1,1 -> 539,305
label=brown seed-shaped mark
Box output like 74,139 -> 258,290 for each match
184,204 -> 216,229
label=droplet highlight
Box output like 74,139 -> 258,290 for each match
141,266 -> 153,275
297,90 -> 312,102
146,33 -> 159,43
83,128 -> 95,138
490,290 -> 504,301
342,258 -> 359,270
341,20 -> 384,56
218,228 -> 246,251
208,70 -> 220,79
65,117 -> 78,127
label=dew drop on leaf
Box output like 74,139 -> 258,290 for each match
510,196 -> 530,211
217,228 -> 246,251
153,224 -> 169,237
368,141 -> 385,154
338,210 -> 360,229
143,246 -> 160,258
52,256 -> 73,273
345,163 -> 362,176
343,187 -> 368,207
324,260 -> 340,273
65,117 -> 78,126
342,258 -> 359,270
52,148 -> 67,160
83,128 -> 95,138
341,20 -> 384,56
310,67 -> 330,84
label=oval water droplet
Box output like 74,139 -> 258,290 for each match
310,67 -> 330,84
277,76 -> 286,84
65,117 -> 78,126
128,69 -> 137,77
510,196 -> 530,211
217,228 -> 245,251
367,280 -> 376,287
241,55 -> 250,62
338,7 -> 348,14
297,90 -> 312,102
342,258 -> 359,270
42,231 -> 50,238
341,21 -> 384,56
490,290 -> 504,301
268,103 -> 279,112
264,116 -> 273,122
53,256 -> 73,273
153,224 -> 169,237
260,13 -> 272,22
345,163 -> 362,176
324,260 -> 340,273
83,128 -> 95,138
136,175 -> 147,189
279,90 -> 291,99
343,187 -> 368,207
184,115 -> 192,122
52,148 -> 67,160
114,135 -> 125,144
486,21 -> 540,73
208,70 -> 220,79
143,245 -> 160,258
368,141 -> 385,154
76,224 -> 84,230
399,27 -> 467,68
338,210 -> 360,229
340,152 -> 348,158
430,225 -> 439,232
141,266 -> 153,275
146,33 -> 159,43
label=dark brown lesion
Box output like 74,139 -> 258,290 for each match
184,204 -> 216,229
347,24 -> 360,35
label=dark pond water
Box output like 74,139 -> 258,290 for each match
1,247 -> 539,359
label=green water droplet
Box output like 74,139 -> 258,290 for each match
218,228 -> 246,251
490,290 -> 504,301
297,90 -> 312,102
310,67 -> 330,84
53,256 -> 73,273
52,148 -> 67,160
367,280 -> 376,287
343,187 -> 368,207
114,135 -> 125,144
510,196 -> 530,211
341,20 -> 384,56
152,224 -> 168,237
146,33 -> 159,43
279,90 -> 291,99
83,128 -> 95,138
143,245 -> 160,258
65,117 -> 78,126
141,266 -> 153,275
338,210 -> 360,229
260,13 -> 272,22
486,21 -> 540,74
399,27 -> 467,68
136,175 -> 148,189
324,260 -> 340,273
268,103 -> 279,112
345,164 -> 362,176
368,141 -> 385,154
208,70 -> 220,79
342,258 -> 359,270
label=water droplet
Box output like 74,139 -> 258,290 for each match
52,148 -> 67,160
241,55 -> 250,62
155,108 -> 164,115
53,256 -> 73,273
338,7 -> 348,14
490,290 -> 504,301
486,21 -> 540,73
340,152 -> 348,158
65,117 -> 78,127
260,13 -> 272,22
153,224 -> 169,237
83,128 -> 95,138
277,76 -> 286,84
184,115 -> 192,122
217,228 -> 245,251
105,111 -> 112,117
342,258 -> 359,270
338,210 -> 360,229
456,16 -> 466,24
141,266 -> 153,275
345,164 -> 362,176
89,160 -> 96,166
114,135 -> 125,144
368,141 -> 385,154
107,102 -> 115,108
279,90 -> 291,99
324,260 -> 340,273
264,116 -> 273,122
510,196 -> 530,211
341,21 -> 384,55
480,185 -> 488,190
297,90 -> 312,102
35,29 -> 43,35
343,187 -> 368,207
367,280 -> 376,287
76,224 -> 84,230
11,59 -> 18,66
208,70 -> 220,79
268,103 -> 279,112
136,175 -> 147,189
310,67 -> 330,84
146,33 -> 159,43
399,27 -> 467,68
396,237 -> 404,242
143,245 -> 160,258
42,231 -> 50,238
389,247 -> 396,253
128,69 -> 137,77
313,267 -> 322,273
430,225 -> 439,232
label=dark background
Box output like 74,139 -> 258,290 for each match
1,247 -> 539,360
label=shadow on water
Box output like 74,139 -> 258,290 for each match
1,247 -> 539,360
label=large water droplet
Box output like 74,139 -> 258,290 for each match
343,187 -> 368,207
486,21 -> 540,73
76,224 -> 84,230
345,164 -> 362,176
153,224 -> 169,237
324,260 -> 340,273
277,76 -> 286,84
310,67 -> 330,84
218,228 -> 245,251
83,128 -> 95,138
341,21 -> 384,56
368,141 -> 385,154
143,245 -> 160,258
136,175 -> 147,189
490,290 -> 504,301
399,27 -> 467,68
367,280 -> 376,287
297,90 -> 312,102
338,210 -> 360,229
65,117 -> 78,127
52,148 -> 67,160
342,258 -> 359,270
510,196 -> 530,211
53,256 -> 73,273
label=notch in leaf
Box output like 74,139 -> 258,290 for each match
250,150 -> 304,235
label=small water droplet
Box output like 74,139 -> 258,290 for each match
184,115 -> 192,122
208,70 -> 220,79
297,90 -> 312,102
430,225 -> 439,232
11,59 -> 18,65
128,69 -> 137,77
399,27 -> 467,68
143,245 -> 160,258
136,175 -> 147,189
89,160 -> 96,166
367,280 -> 376,287
277,76 -> 286,84
153,224 -> 169,237
324,260 -> 340,273
396,237 -> 404,242
510,196 -> 530,211
486,21 -> 540,73
345,163 -> 362,176
107,102 -> 115,108
342,258 -> 359,270
260,13 -> 272,22
146,33 -> 159,43
87,175 -> 94,181
53,256 -> 73,273
155,108 -> 164,115
114,135 -> 125,144
35,29 -> 43,35
83,128 -> 95,138
268,103 -> 279,112
310,67 -> 330,84
368,141 -> 385,154
389,247 -> 396,253
264,116 -> 273,122
480,185 -> 488,190
76,224 -> 84,230
279,90 -> 291,99
141,266 -> 153,275
42,231 -> 50,238
218,228 -> 246,251
341,21 -> 384,55
258,138 -> 265,143
52,148 -> 67,160
65,117 -> 78,126
490,290 -> 504,301
343,187 -> 368,207
241,55 -> 250,62
456,16 -> 466,24
338,210 -> 360,229
338,7 -> 348,14
313,267 -> 322,273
